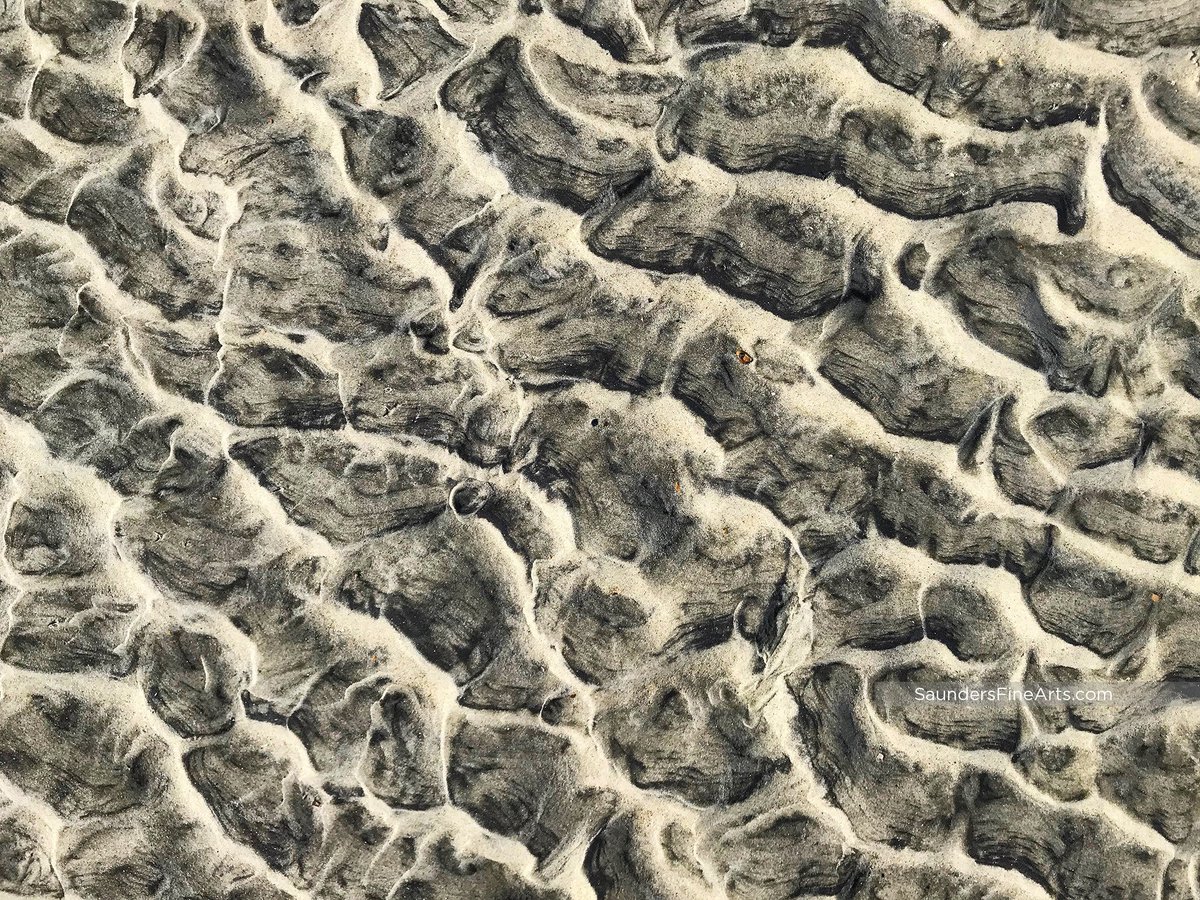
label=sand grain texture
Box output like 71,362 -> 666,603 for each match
0,0 -> 1199,897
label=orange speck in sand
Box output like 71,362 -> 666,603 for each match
736,349 -> 753,365
1151,593 -> 1162,603
674,481 -> 682,494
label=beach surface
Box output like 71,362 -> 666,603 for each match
1,0 -> 1200,896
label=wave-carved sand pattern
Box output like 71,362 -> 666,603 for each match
1,0 -> 1200,897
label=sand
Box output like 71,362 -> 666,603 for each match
0,0 -> 1199,896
